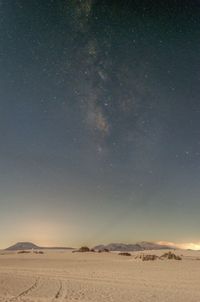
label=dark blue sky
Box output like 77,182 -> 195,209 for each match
0,0 -> 200,248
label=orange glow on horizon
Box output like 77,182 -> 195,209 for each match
157,241 -> 200,250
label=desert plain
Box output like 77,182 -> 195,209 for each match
0,249 -> 200,302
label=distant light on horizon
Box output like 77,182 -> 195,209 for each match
158,241 -> 200,251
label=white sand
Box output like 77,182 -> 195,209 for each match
0,249 -> 200,301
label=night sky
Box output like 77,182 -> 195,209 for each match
1,0 -> 200,248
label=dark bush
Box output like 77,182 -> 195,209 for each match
160,251 -> 182,260
34,251 -> 44,254
118,252 -> 131,256
142,254 -> 158,261
17,250 -> 30,254
75,246 -> 90,252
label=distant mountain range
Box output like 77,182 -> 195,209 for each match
94,241 -> 174,252
5,242 -> 74,251
5,241 -> 175,252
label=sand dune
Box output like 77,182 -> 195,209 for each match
0,249 -> 200,301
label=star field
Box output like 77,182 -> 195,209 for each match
0,0 -> 200,247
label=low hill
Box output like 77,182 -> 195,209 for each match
94,241 -> 173,252
5,242 -> 74,251
6,242 -> 40,251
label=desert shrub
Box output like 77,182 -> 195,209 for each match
142,254 -> 158,261
135,254 -> 143,259
160,251 -> 182,260
78,246 -> 90,252
17,250 -> 30,254
34,251 -> 44,254
118,252 -> 131,256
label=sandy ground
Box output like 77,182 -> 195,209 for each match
0,249 -> 200,302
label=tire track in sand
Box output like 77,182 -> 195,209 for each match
52,280 -> 63,301
9,278 -> 39,301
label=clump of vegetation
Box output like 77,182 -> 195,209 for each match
118,252 -> 131,256
73,246 -> 91,253
34,251 -> 44,254
160,251 -> 182,260
79,246 -> 90,252
135,252 -> 182,261
141,254 -> 158,261
17,250 -> 31,254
